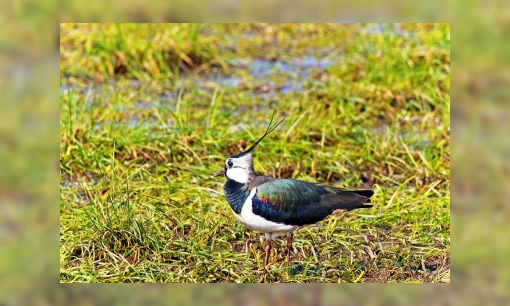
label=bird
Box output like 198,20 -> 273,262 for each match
214,114 -> 374,268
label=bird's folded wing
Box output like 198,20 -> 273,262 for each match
252,179 -> 372,226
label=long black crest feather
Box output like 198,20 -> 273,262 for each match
243,112 -> 285,154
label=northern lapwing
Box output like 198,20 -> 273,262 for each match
215,114 -> 374,268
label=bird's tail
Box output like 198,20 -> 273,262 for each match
352,189 -> 374,202
331,189 -> 374,211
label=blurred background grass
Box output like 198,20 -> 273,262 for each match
0,0 -> 508,304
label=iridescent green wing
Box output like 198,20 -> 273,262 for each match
252,179 -> 373,226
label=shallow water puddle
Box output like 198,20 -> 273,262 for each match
61,55 -> 335,130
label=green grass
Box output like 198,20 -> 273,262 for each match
60,23 -> 450,283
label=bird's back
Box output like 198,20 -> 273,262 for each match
251,178 -> 373,226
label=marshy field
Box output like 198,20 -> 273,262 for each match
60,23 -> 450,283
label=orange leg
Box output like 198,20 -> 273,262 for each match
264,239 -> 272,267
286,233 -> 293,266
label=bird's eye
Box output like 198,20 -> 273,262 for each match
227,160 -> 233,168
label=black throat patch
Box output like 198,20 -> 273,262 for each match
223,179 -> 251,214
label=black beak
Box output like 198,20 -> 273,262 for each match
214,169 -> 226,177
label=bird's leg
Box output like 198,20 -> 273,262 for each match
265,240 -> 271,267
264,233 -> 272,267
286,233 -> 293,266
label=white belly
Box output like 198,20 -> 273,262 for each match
234,188 -> 297,238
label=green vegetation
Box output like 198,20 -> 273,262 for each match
60,23 -> 450,283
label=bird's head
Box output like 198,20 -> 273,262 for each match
216,151 -> 254,183
215,113 -> 285,184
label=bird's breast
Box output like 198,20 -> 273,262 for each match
223,179 -> 250,214
233,188 -> 297,234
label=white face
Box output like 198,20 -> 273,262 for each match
225,153 -> 253,183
